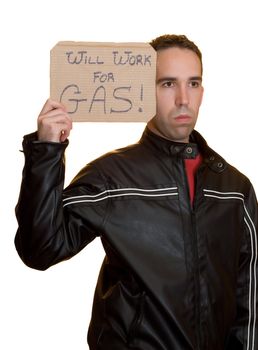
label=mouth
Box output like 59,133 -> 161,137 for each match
174,114 -> 192,123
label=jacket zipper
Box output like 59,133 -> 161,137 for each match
191,210 -> 202,350
183,160 -> 202,350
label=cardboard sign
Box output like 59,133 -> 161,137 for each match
50,42 -> 157,122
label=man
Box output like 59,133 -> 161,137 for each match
15,34 -> 258,349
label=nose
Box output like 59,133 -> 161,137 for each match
175,84 -> 189,107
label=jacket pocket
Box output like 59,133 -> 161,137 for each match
98,282 -> 146,346
127,291 -> 146,345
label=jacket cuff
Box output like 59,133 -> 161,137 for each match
22,131 -> 69,153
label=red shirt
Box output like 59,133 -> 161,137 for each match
184,153 -> 202,206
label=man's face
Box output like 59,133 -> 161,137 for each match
149,47 -> 204,143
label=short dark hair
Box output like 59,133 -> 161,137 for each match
150,34 -> 203,74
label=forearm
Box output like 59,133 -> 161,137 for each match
15,133 -> 69,270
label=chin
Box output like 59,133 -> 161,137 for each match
166,127 -> 192,143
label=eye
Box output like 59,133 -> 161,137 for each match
189,80 -> 201,88
162,81 -> 175,88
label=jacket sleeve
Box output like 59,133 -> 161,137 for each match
226,183 -> 258,349
15,133 -> 108,271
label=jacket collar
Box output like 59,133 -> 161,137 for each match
140,127 -> 227,173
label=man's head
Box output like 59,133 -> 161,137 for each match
148,34 -> 204,143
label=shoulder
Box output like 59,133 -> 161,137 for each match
193,130 -> 253,194
92,141 -> 148,167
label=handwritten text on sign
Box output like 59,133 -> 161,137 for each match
50,42 -> 157,122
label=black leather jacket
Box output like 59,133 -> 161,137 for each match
15,127 -> 258,350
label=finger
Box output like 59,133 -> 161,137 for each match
60,129 -> 71,142
39,98 -> 66,115
38,111 -> 72,127
38,108 -> 69,122
38,123 -> 71,142
38,114 -> 72,142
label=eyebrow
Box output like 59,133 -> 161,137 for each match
156,76 -> 202,84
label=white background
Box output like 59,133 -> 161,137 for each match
1,0 -> 257,349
